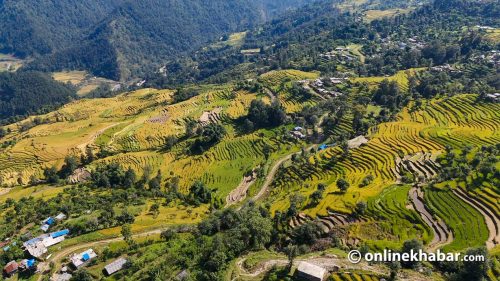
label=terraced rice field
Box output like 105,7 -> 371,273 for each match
267,94 -> 500,216
484,28 -> 500,43
52,71 -> 87,85
0,87 -> 261,186
330,273 -> 384,281
364,185 -> 432,249
424,188 -> 489,252
351,69 -> 421,91
0,81 -> 307,203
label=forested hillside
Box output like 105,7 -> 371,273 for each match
0,72 -> 76,123
0,0 -> 124,56
0,0 -> 314,81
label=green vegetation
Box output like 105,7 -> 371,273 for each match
425,188 -> 489,252
0,0 -> 499,280
365,185 -> 432,249
0,71 -> 76,123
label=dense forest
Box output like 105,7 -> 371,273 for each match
0,72 -> 76,123
0,0 -> 314,81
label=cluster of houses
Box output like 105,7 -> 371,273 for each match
290,126 -> 306,140
430,64 -> 461,73
40,213 -> 66,232
472,50 -> 500,66
380,36 -> 426,50
3,258 -> 37,277
2,214 -> 68,277
24,229 -> 70,258
312,79 -> 344,97
476,25 -> 495,31
320,47 -> 357,63
54,250 -> 127,281
306,78 -> 344,98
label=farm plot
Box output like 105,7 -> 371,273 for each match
363,185 -> 432,249
267,94 -> 500,216
424,188 -> 489,252
351,69 -> 421,91
330,273 -> 385,281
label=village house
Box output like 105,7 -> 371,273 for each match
295,262 -> 327,281
3,261 -> 19,277
486,93 -> 500,102
290,131 -> 306,139
55,213 -> 67,221
23,229 -> 70,258
71,249 -> 97,268
104,258 -> 128,276
19,259 -> 36,271
329,77 -> 348,84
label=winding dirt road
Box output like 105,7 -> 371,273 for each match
252,144 -> 318,203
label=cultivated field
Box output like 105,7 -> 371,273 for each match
268,94 -> 499,217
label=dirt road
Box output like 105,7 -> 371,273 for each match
252,144 -> 317,202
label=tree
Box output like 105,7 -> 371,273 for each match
160,228 -> 177,241
121,223 -> 133,244
84,145 -> 95,164
309,190 -> 323,206
44,166 -> 60,184
70,269 -> 93,281
123,168 -> 136,189
458,247 -> 489,280
372,79 -> 406,110
247,99 -> 287,129
164,135 -> 178,150
59,156 -> 78,179
401,239 -> 423,269
284,245 -> 298,272
149,171 -> 162,190
336,179 -> 350,193
150,203 -> 160,218
184,118 -> 198,137
292,222 -> 323,245
360,175 -> 374,187
189,181 -> 212,205
202,123 -> 227,144
354,201 -> 367,217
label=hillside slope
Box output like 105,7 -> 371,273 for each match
0,0 -> 124,56
0,0 -> 314,80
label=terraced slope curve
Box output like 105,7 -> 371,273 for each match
267,95 -> 500,216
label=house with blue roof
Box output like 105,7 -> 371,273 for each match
71,249 -> 97,268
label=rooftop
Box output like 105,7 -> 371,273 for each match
71,249 -> 97,268
104,258 -> 128,275
296,262 -> 327,280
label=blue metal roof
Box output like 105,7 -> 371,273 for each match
27,259 -> 36,267
51,229 -> 69,238
82,253 -> 90,261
